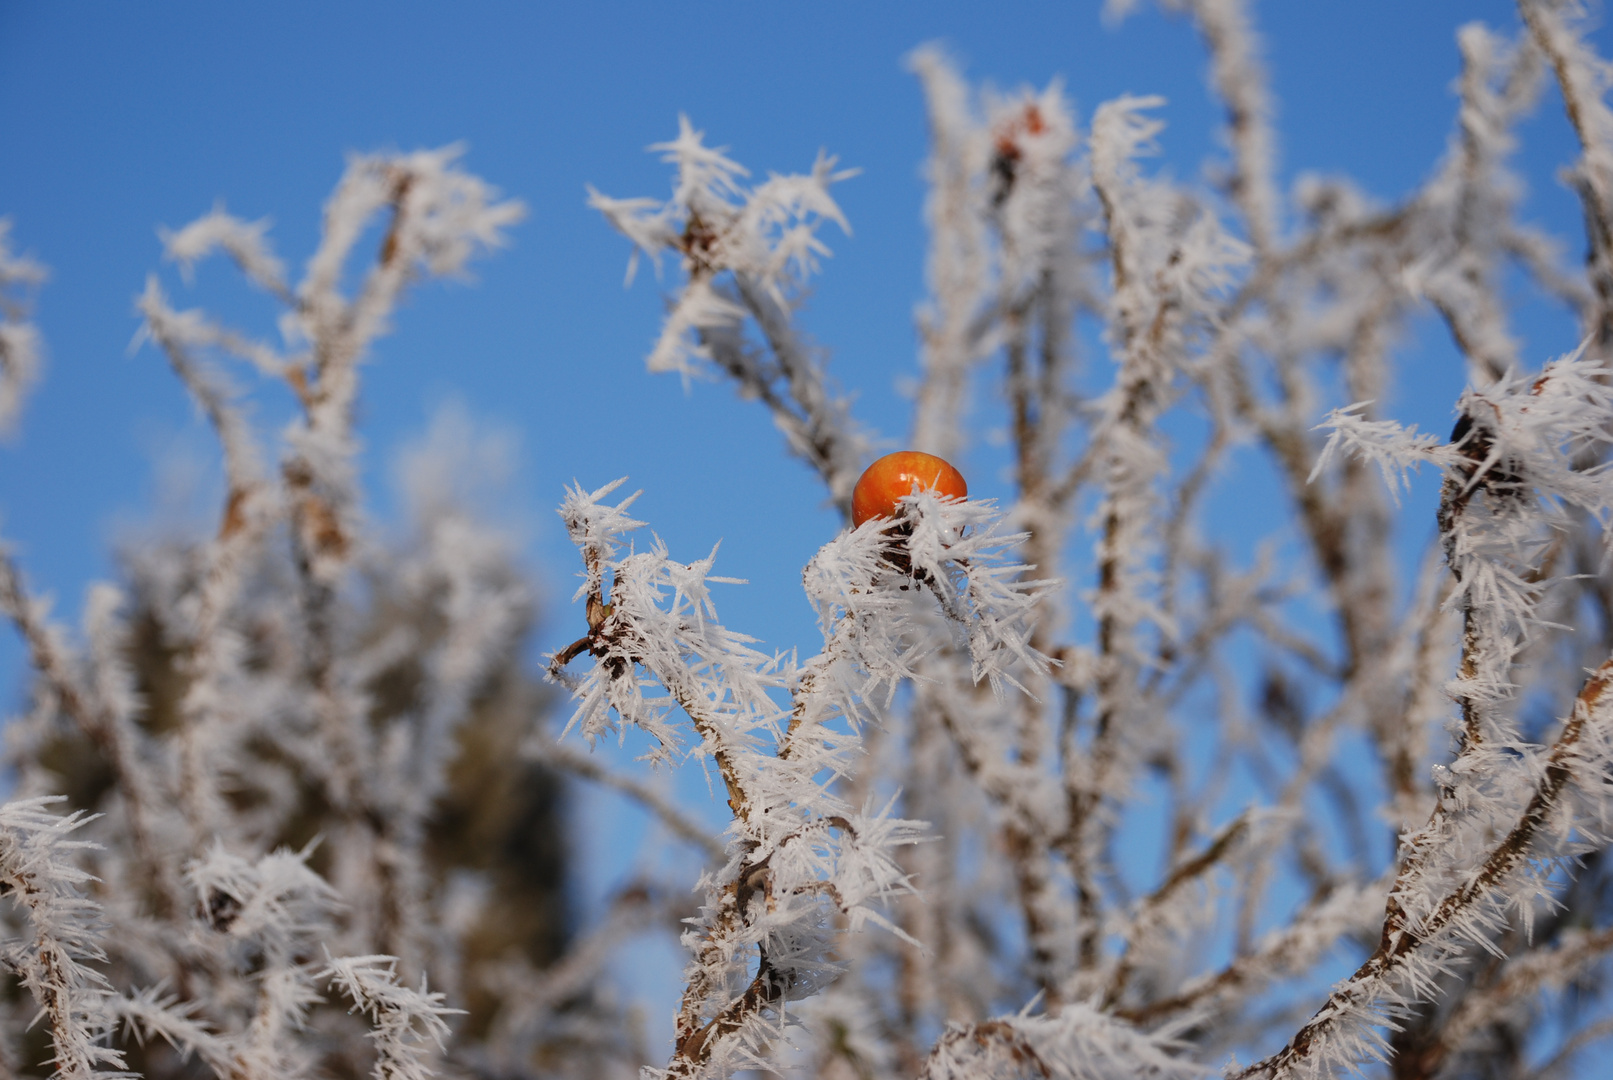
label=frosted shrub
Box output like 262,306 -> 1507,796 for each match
0,149 -> 598,1079
574,1 -> 1613,1076
6,1 -> 1613,1078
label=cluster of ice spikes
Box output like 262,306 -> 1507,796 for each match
548,478 -> 1054,1077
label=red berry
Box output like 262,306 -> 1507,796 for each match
851,451 -> 968,528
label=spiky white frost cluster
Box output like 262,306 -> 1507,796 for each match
588,116 -> 853,379
0,799 -> 127,1080
547,479 -> 1053,1076
320,954 -> 457,1080
591,117 -> 872,510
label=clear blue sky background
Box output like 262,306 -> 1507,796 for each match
1,0 -> 1609,1058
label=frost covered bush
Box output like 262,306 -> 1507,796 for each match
0,149 -> 591,1079
573,1 -> 1613,1076
7,0 -> 1613,1078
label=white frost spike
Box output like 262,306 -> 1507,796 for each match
160,203 -> 288,295
111,988 -> 233,1077
1309,402 -> 1444,501
556,477 -> 645,603
320,954 -> 459,1080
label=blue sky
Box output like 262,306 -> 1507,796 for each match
2,0 -> 1610,1056
2,0 -> 1599,664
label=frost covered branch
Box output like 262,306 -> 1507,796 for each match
0,799 -> 125,1080
547,480 -> 1051,1077
0,221 -> 45,436
591,119 -> 872,512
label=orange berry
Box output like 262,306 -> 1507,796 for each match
851,451 -> 968,528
